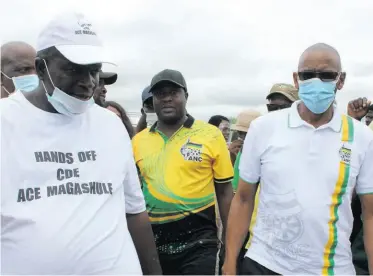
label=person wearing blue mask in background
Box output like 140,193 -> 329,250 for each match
1,41 -> 39,98
135,86 -> 157,134
0,12 -> 161,275
223,43 -> 373,275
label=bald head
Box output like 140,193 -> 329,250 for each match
1,41 -> 37,98
298,43 -> 342,71
1,41 -> 36,67
293,42 -> 346,93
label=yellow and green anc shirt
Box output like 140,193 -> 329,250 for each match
132,115 -> 234,254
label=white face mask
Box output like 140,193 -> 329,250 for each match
146,112 -> 157,127
1,72 -> 39,94
42,59 -> 94,116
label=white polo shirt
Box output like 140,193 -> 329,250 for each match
1,92 -> 146,275
240,101 -> 373,275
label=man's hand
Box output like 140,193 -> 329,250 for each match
127,212 -> 162,275
222,260 -> 236,275
347,97 -> 372,121
229,140 -> 243,156
223,180 -> 258,276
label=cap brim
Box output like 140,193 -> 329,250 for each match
149,80 -> 184,92
99,72 -> 117,85
143,94 -> 153,103
266,91 -> 296,102
56,45 -> 116,66
231,125 -> 248,132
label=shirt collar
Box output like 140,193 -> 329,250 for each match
288,100 -> 342,132
149,114 -> 195,132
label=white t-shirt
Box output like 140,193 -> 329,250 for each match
240,101 -> 373,275
0,92 -> 146,275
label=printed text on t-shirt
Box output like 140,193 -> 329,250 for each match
17,151 -> 113,202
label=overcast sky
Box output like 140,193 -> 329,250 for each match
2,0 -> 373,122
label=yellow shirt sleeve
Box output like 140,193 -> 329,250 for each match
131,135 -> 138,161
211,128 -> 234,183
369,121 -> 373,131
246,185 -> 260,249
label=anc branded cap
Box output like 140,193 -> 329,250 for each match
37,12 -> 115,65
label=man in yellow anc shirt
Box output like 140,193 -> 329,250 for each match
223,43 -> 373,275
132,69 -> 234,275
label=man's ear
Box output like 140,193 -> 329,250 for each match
185,92 -> 189,100
35,57 -> 46,81
337,72 -> 346,90
293,72 -> 299,89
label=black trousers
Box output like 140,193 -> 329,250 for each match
240,257 -> 280,275
158,242 -> 218,275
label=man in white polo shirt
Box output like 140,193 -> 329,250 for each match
0,12 -> 161,275
223,43 -> 373,275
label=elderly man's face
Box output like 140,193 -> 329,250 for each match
41,51 -> 101,101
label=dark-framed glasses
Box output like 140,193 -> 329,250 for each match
298,71 -> 340,82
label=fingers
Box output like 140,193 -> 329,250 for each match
349,97 -> 368,111
362,97 -> 368,108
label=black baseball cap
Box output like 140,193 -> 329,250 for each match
149,69 -> 187,92
142,86 -> 152,103
99,71 -> 117,85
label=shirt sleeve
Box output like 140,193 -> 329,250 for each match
124,135 -> 146,214
211,128 -> 234,183
239,120 -> 261,184
356,139 -> 373,195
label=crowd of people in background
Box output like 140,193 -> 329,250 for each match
1,11 -> 373,276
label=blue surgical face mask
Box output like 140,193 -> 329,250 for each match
42,60 -> 94,116
1,72 -> 39,93
298,78 -> 338,114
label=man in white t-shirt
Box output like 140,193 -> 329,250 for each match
0,12 -> 161,275
223,43 -> 373,275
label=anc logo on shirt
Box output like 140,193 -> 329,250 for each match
180,138 -> 203,162
339,144 -> 351,165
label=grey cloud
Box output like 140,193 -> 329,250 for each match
1,0 -> 373,121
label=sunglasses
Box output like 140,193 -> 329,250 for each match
267,103 -> 292,112
298,71 -> 340,82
